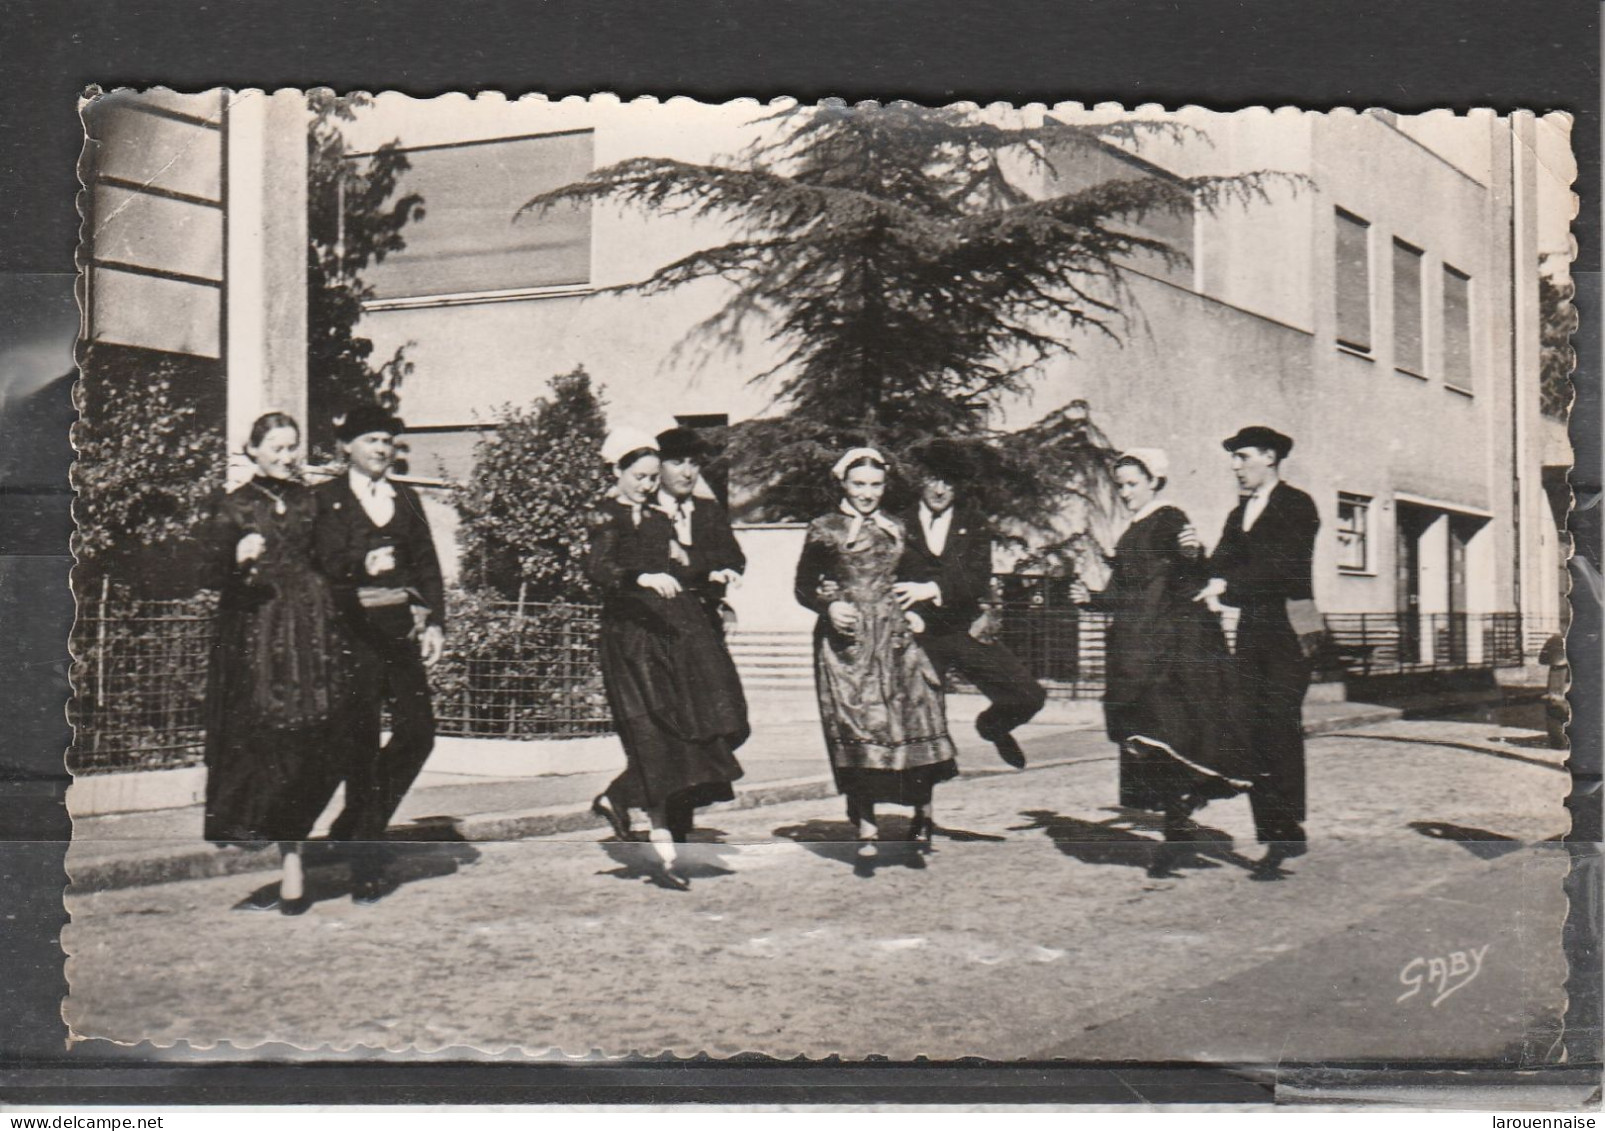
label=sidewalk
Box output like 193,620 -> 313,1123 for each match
65,694 -> 1404,893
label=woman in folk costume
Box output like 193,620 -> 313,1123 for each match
202,412 -> 349,916
1071,448 -> 1253,865
586,428 -> 747,889
795,447 -> 958,860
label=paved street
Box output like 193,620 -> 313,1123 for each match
63,719 -> 1570,1063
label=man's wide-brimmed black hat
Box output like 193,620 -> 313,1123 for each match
655,426 -> 711,462
909,437 -> 980,484
336,404 -> 405,442
1221,425 -> 1294,460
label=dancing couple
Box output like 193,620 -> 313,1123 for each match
1072,426 -> 1320,880
202,406 -> 446,913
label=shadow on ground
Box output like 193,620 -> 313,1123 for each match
596,836 -> 740,891
773,817 -> 940,878
1009,808 -> 1260,878
234,822 -> 481,911
1408,819 -> 1525,860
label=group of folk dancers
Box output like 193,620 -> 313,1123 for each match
202,406 -> 1319,912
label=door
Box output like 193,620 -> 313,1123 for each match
1445,518 -> 1470,665
1396,504 -> 1427,665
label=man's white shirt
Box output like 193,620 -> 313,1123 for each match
350,469 -> 396,527
1241,481 -> 1276,532
658,490 -> 694,544
919,502 -> 954,557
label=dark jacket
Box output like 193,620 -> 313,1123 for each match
673,495 -> 746,605
313,474 -> 446,628
1208,481 -> 1319,612
896,503 -> 993,636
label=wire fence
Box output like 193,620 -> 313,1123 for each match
430,597 -> 612,740
70,577 -> 1568,775
69,588 -> 612,775
70,587 -> 219,774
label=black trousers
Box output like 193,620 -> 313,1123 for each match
918,630 -> 1047,737
1233,604 -> 1311,843
331,604 -> 436,868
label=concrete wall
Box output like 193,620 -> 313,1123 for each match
729,524 -> 814,632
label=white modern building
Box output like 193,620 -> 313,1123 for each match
80,92 -> 1573,663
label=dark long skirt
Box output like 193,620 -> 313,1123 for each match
599,593 -> 747,813
204,722 -> 345,848
1105,612 -> 1253,814
202,575 -> 347,848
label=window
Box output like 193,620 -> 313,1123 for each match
1334,209 -> 1372,353
1337,493 -> 1371,573
357,130 -> 594,302
1392,239 -> 1424,375
1443,264 -> 1473,393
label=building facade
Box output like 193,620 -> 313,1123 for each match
341,99 -> 1570,650
80,93 -> 1571,656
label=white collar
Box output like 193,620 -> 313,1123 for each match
839,499 -> 900,547
658,489 -> 694,513
919,502 -> 954,527
349,469 -> 395,497
1249,480 -> 1278,502
1129,498 -> 1168,525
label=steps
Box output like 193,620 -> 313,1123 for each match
728,628 -> 814,690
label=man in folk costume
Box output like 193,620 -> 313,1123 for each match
652,425 -> 752,839
314,405 -> 446,903
893,438 -> 1046,769
1191,425 -> 1321,877
654,426 -> 747,638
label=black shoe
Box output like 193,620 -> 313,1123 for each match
233,888 -> 281,913
906,814 -> 935,845
351,875 -> 394,905
279,894 -> 313,916
1251,841 -> 1306,879
591,794 -> 634,842
992,732 -> 1027,769
651,864 -> 691,892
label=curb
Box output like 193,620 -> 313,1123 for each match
67,705 -> 1404,895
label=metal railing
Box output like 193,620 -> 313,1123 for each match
1322,611 -> 1539,676
71,588 -> 219,774
430,599 -> 611,740
70,588 -> 612,775
69,574 -> 1565,773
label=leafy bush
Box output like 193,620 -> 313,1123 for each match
452,367 -> 610,600
72,344 -> 226,593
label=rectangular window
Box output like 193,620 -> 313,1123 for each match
1443,264 -> 1473,393
1392,239 -> 1424,375
1337,493 -> 1371,574
1334,209 -> 1372,353
358,130 -> 594,302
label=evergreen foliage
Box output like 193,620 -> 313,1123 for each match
523,102 -> 1288,525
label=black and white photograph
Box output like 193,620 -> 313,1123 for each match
60,90 -> 1575,1062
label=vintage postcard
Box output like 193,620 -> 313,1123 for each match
61,91 -> 1576,1063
